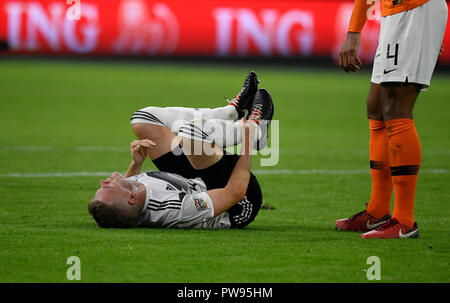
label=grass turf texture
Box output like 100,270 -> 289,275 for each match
0,59 -> 449,283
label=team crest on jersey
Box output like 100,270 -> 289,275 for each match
194,197 -> 209,211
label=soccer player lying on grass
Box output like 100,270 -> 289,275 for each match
88,72 -> 274,229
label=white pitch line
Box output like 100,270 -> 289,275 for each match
253,169 -> 370,175
0,146 -> 54,151
0,172 -> 112,178
254,169 -> 449,175
0,169 -> 447,178
1,146 -> 450,155
75,146 -> 129,152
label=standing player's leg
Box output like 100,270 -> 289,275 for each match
361,0 -> 447,239
361,83 -> 422,238
337,0 -> 447,237
366,83 -> 393,220
382,83 -> 420,230
335,83 -> 392,232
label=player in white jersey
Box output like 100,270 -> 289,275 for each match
128,170 -> 231,229
89,72 -> 274,229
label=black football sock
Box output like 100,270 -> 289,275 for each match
194,152 -> 239,189
152,146 -> 198,179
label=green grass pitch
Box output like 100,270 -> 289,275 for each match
0,59 -> 449,283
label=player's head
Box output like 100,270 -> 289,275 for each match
88,172 -> 140,228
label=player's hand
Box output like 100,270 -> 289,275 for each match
439,44 -> 444,56
339,32 -> 362,73
130,139 -> 156,164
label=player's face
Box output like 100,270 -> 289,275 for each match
94,172 -> 132,205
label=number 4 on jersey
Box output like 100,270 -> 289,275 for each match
387,43 -> 399,65
384,43 -> 399,74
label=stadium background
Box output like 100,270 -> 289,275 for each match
0,0 -> 449,284
1,0 -> 450,63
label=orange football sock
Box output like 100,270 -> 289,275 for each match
366,120 -> 393,219
385,119 -> 421,228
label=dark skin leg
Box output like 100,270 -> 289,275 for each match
366,83 -> 383,121
366,82 -> 421,121
380,83 -> 420,121
364,82 -> 420,220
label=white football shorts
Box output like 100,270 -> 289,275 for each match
371,0 -> 448,89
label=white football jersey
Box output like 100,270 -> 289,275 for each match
128,171 -> 231,229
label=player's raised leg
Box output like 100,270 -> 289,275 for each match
177,88 -> 274,153
130,105 -> 238,161
178,90 -> 274,228
130,72 -> 259,176
130,71 -> 259,158
228,71 -> 260,119
177,88 -> 273,192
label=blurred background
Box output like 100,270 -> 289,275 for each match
1,1 -> 449,284
1,0 -> 449,66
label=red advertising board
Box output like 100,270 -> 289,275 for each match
1,0 -> 449,64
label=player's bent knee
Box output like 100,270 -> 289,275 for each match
131,124 -> 174,149
130,107 -> 166,128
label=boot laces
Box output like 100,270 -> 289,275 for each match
227,93 -> 241,106
345,202 -> 369,223
249,104 -> 263,120
376,218 -> 398,231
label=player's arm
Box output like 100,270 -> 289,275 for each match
339,0 -> 375,73
125,139 -> 156,178
206,119 -> 255,217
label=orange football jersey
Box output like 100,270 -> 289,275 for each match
348,0 -> 431,32
382,0 -> 430,16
